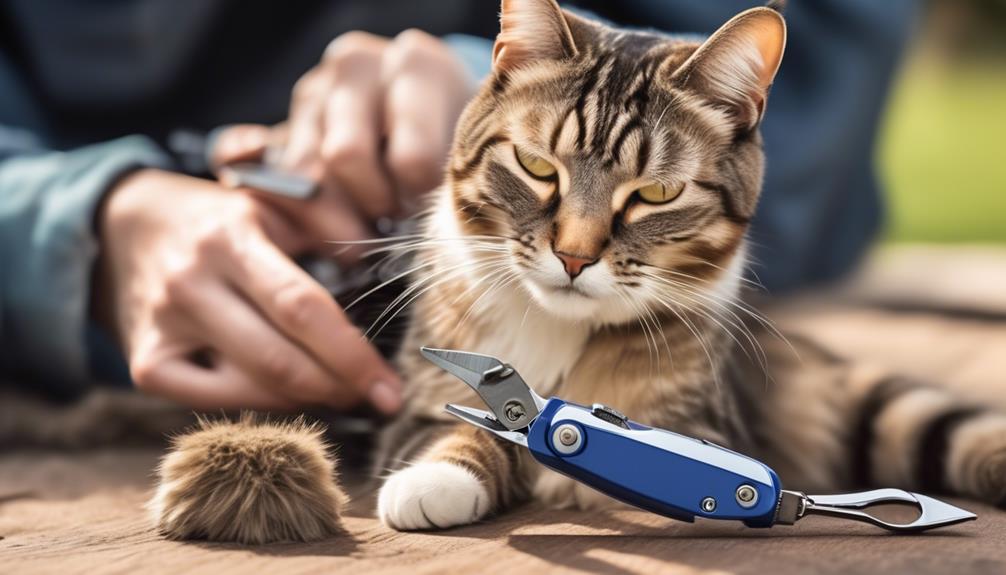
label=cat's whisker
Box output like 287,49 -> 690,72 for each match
640,266 -> 794,362
363,241 -> 508,283
656,286 -> 774,387
343,259 -> 437,312
448,260 -> 518,314
638,270 -> 769,373
634,293 -> 670,376
456,269 -> 522,332
518,296 -> 534,332
459,206 -> 512,230
349,237 -> 511,296
642,278 -> 771,383
360,236 -> 510,259
370,255 -> 513,337
649,285 -> 765,379
642,286 -> 723,391
643,299 -> 675,374
615,287 -> 660,376
643,258 -> 765,291
326,234 -> 427,246
363,255 -> 510,339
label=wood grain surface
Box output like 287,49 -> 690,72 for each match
3,247 -> 1006,575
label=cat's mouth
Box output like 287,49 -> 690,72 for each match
548,283 -> 591,297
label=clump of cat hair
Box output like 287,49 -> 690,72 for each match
149,414 -> 347,544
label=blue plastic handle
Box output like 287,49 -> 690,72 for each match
526,398 -> 782,527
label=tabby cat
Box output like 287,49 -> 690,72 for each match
153,0 -> 1006,541
372,0 -> 1006,530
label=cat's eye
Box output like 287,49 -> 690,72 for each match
636,182 -> 684,205
514,147 -> 558,180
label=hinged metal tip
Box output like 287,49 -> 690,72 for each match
420,346 -> 545,431
445,404 -> 529,447
778,488 -> 976,533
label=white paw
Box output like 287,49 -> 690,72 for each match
378,461 -> 490,530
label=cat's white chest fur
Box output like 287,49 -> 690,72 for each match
468,286 -> 590,397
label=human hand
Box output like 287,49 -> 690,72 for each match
94,169 -> 402,413
211,29 -> 473,249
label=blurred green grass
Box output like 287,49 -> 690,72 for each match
879,57 -> 1006,243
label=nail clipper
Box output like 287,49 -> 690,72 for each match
421,346 -> 977,533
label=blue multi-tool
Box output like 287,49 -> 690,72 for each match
421,347 -> 977,533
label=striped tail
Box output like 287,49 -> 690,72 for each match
855,376 -> 1006,505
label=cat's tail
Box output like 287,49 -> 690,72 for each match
853,374 -> 1006,505
149,414 -> 349,544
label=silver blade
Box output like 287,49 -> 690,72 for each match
420,347 -> 503,391
782,488 -> 977,532
420,347 -> 544,430
445,404 -> 528,447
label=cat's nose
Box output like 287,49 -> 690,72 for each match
553,250 -> 598,280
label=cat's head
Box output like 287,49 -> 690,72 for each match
443,0 -> 786,323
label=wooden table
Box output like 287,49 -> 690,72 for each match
3,246 -> 1006,575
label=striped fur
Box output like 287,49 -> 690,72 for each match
375,0 -> 1006,530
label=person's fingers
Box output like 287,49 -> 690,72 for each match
319,32 -> 397,220
133,352 -> 296,411
282,67 -> 330,179
284,196 -> 373,262
187,281 -> 362,408
382,30 -> 471,206
241,190 -> 371,264
227,227 -> 403,414
128,300 -> 293,410
210,124 -> 271,169
246,196 -> 315,256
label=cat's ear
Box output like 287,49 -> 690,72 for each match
669,7 -> 786,131
493,0 -> 579,73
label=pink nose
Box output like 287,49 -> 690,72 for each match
554,251 -> 598,280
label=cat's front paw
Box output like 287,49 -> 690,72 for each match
377,461 -> 490,530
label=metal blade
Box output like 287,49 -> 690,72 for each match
912,493 -> 977,530
445,404 -> 528,447
782,488 -> 976,532
420,347 -> 544,430
420,347 -> 503,391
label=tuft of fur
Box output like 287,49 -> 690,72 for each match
149,414 -> 347,544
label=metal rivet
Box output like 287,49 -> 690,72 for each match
736,485 -> 758,508
551,423 -> 582,455
503,400 -> 525,422
701,497 -> 717,513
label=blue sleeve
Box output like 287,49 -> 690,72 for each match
0,137 -> 172,393
0,42 -> 175,392
443,34 -> 494,86
747,0 -> 917,291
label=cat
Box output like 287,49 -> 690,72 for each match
372,0 -> 1006,530
151,0 -> 1006,542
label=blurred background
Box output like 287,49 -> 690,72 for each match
881,0 -> 1006,244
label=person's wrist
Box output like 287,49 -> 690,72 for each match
99,168 -> 174,229
91,168 -> 171,340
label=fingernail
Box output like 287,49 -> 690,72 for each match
369,380 -> 402,414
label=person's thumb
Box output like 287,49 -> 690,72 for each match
210,124 -> 272,169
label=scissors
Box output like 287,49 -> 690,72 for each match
421,346 -> 977,533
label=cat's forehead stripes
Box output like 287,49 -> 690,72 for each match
443,9 -> 775,288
